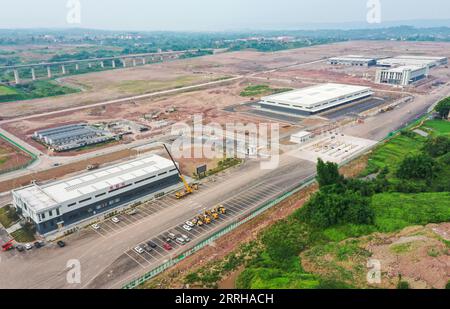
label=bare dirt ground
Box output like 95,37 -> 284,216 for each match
0,148 -> 138,192
3,40 -> 450,120
0,138 -> 32,173
301,223 -> 450,289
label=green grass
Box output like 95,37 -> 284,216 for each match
365,134 -> 427,176
0,80 -> 79,103
0,85 -> 19,95
240,84 -> 292,97
372,192 -> 450,233
421,120 -> 450,137
0,206 -> 18,228
11,228 -> 35,243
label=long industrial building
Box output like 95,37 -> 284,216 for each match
375,65 -> 429,87
328,55 -> 377,67
377,55 -> 448,68
12,154 -> 180,235
34,123 -> 116,152
259,83 -> 373,115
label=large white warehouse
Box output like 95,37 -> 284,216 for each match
259,83 -> 373,115
12,154 -> 180,235
377,55 -> 448,68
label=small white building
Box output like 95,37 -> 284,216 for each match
328,55 -> 377,67
290,131 -> 313,144
377,56 -> 448,69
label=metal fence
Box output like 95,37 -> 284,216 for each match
122,111 -> 435,289
0,133 -> 37,176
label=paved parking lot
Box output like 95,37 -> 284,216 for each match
294,133 -> 377,164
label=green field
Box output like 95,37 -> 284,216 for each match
421,120 -> 450,137
240,84 -> 292,97
11,228 -> 35,243
0,80 -> 79,103
0,205 -> 19,229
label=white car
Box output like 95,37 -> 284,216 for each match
134,246 -> 144,254
181,234 -> 191,242
185,221 -> 194,227
182,225 -> 192,232
176,237 -> 186,245
111,217 -> 120,224
25,243 -> 33,250
92,223 -> 100,230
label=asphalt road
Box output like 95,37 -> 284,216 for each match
0,153 -> 316,289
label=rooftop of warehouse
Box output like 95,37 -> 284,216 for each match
261,83 -> 372,107
13,154 -> 176,212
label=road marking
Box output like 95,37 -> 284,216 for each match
124,251 -> 147,269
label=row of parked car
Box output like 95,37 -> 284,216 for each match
15,240 -> 65,252
134,232 -> 191,255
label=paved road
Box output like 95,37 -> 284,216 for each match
0,153 -> 316,289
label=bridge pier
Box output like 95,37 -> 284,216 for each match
75,63 -> 79,71
13,69 -> 20,84
142,58 -> 146,65
47,66 -> 52,78
132,59 -> 137,67
112,60 -> 116,68
122,59 -> 126,67
100,61 -> 104,68
31,68 -> 36,81
88,63 -> 92,68
61,65 -> 66,75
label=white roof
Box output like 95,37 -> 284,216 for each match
329,55 -> 376,62
14,154 -> 175,212
383,65 -> 427,73
378,55 -> 446,67
292,131 -> 312,138
262,83 -> 372,108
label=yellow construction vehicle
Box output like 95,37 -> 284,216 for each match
218,205 -> 226,214
210,209 -> 219,220
163,144 -> 198,199
203,215 -> 212,224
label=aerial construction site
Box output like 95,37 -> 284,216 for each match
0,28 -> 450,293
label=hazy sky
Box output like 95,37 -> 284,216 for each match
1,0 -> 450,31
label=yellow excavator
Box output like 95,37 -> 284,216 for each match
213,205 -> 226,215
163,144 -> 199,199
207,209 -> 219,220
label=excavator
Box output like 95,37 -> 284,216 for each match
206,209 -> 219,220
163,144 -> 199,199
214,205 -> 226,215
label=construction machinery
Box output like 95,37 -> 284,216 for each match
163,144 -> 199,199
87,163 -> 100,171
209,209 -> 219,220
217,205 -> 226,214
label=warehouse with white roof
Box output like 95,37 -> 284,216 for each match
259,83 -> 373,115
12,154 -> 180,234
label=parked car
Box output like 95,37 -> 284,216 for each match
111,217 -> 120,224
92,223 -> 100,230
168,233 -> 176,240
182,225 -> 192,232
25,243 -> 33,250
176,237 -> 185,245
134,246 -> 144,254
16,245 -> 24,252
127,209 -> 137,215
34,241 -> 43,248
57,241 -> 66,248
148,242 -> 157,248
181,234 -> 191,242
185,221 -> 194,227
163,243 -> 172,251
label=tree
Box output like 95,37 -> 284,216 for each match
261,220 -> 309,264
299,190 -> 374,228
423,136 -> 450,157
397,281 -> 410,289
435,98 -> 450,119
316,159 -> 344,188
396,154 -> 436,181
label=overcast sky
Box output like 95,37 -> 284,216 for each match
1,0 -> 450,31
